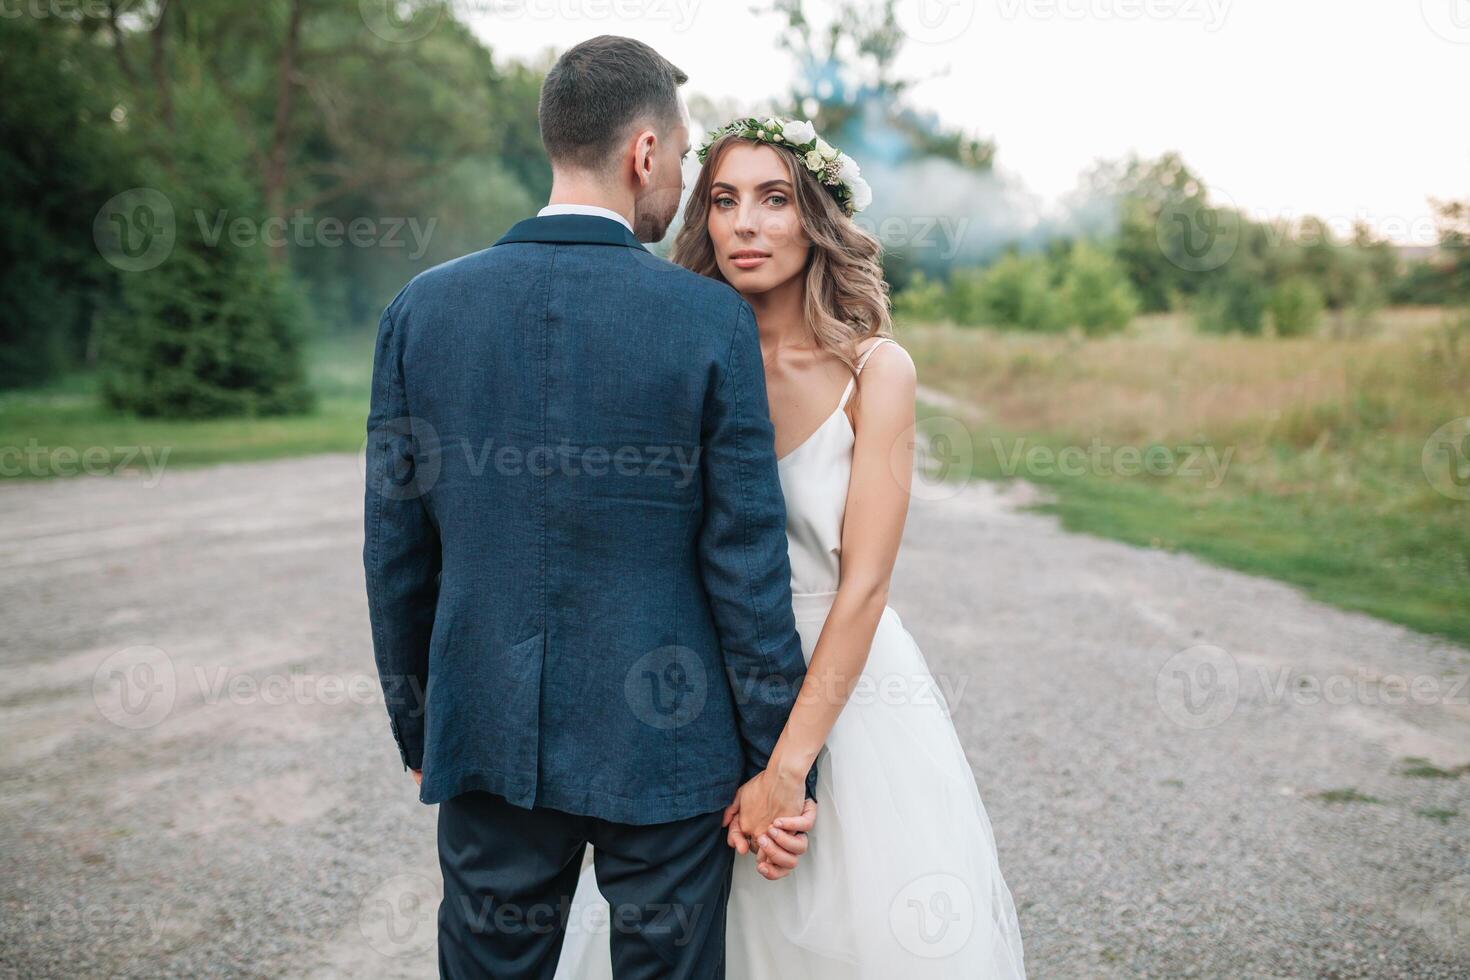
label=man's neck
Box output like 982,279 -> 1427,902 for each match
545,177 -> 635,230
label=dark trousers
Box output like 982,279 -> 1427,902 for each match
437,790 -> 734,979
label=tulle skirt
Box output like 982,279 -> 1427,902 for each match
554,593 -> 1026,979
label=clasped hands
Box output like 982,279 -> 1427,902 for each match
720,765 -> 817,881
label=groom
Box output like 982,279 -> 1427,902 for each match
364,35 -> 817,978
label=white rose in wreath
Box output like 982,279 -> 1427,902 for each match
783,119 -> 817,145
848,175 -> 873,212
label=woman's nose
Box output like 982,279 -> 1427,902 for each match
733,203 -> 758,237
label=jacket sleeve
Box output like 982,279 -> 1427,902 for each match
363,297 -> 441,772
698,301 -> 820,799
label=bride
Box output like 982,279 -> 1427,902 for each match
555,117 -> 1026,979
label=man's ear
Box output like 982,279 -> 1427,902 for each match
632,128 -> 657,189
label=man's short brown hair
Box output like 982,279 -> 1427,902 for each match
538,35 -> 688,172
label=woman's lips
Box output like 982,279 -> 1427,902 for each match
730,250 -> 770,269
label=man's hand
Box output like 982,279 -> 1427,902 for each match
411,769 -> 422,787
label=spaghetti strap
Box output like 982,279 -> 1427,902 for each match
857,336 -> 895,372
838,337 -> 895,409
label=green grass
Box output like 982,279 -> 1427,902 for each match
0,334 -> 373,479
908,314 -> 1470,648
916,404 -> 1470,647
1395,758 -> 1470,779
1313,788 -> 1382,805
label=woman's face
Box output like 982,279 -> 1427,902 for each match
706,142 -> 812,295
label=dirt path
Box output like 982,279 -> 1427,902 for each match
1,452 -> 1466,978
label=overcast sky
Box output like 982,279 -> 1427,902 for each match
462,0 -> 1468,244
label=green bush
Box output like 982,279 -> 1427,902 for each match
893,270 -> 951,323
971,253 -> 1066,331
1059,243 -> 1138,335
97,87 -> 312,419
1196,269 -> 1268,335
1268,277 -> 1325,336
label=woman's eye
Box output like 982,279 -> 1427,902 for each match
766,194 -> 788,207
713,196 -> 736,209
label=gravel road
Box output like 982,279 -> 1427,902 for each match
1,451 -> 1466,978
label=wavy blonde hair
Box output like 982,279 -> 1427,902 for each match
671,133 -> 893,401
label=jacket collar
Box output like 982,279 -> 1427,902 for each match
494,213 -> 648,251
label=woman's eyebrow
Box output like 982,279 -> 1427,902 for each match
710,179 -> 793,193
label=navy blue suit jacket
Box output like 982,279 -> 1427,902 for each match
364,214 -> 815,824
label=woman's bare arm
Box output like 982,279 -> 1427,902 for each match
766,339 -> 918,784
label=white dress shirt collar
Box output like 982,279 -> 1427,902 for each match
536,203 -> 634,234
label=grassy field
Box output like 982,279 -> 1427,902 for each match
905,308 -> 1470,645
0,333 -> 373,480
4,310 -> 1466,645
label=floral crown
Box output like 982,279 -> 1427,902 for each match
696,116 -> 873,216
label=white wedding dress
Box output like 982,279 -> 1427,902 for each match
554,338 -> 1026,978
